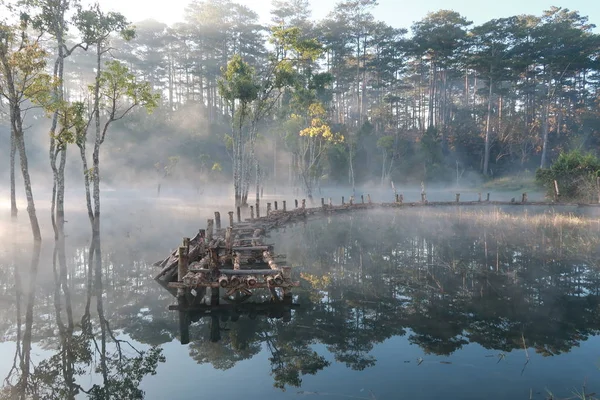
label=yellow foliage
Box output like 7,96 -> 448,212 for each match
307,102 -> 326,118
300,272 -> 332,289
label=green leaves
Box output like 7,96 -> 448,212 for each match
0,22 -> 53,107
536,150 -> 600,201
73,3 -> 134,46
218,54 -> 260,105
98,60 -> 160,116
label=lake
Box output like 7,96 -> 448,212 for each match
1,191 -> 599,399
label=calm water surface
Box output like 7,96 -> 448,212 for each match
1,194 -> 599,399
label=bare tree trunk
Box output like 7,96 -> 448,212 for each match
92,43 -> 102,237
381,149 -> 387,185
10,127 -> 17,217
79,142 -> 94,225
255,162 -> 260,204
540,98 -> 550,169
348,141 -> 355,195
273,138 -> 277,195
428,60 -> 436,129
49,23 -> 67,242
15,129 -> 41,242
483,76 -> 493,176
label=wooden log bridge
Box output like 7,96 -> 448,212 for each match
154,213 -> 298,302
154,191 -> 599,301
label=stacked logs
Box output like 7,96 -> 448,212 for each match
154,214 -> 298,299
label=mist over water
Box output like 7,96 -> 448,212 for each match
1,187 -> 599,399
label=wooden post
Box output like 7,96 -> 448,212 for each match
395,193 -> 399,203
183,237 -> 190,254
225,227 -> 232,249
321,197 -> 325,207
214,212 -> 221,230
486,193 -> 490,202
178,246 -> 188,282
329,197 -> 332,206
295,199 -> 298,208
522,192 -> 528,203
267,203 -> 272,216
554,180 -> 560,201
597,177 -> 600,204
228,211 -> 234,227
256,202 -> 260,218
274,201 -> 278,210
237,206 -> 241,223
301,199 -> 306,209
361,195 -> 364,204
283,201 -> 287,211
250,206 -> 255,220
178,305 -> 189,345
207,219 -> 214,241
342,196 -> 345,205
478,193 -> 482,202
456,193 -> 460,203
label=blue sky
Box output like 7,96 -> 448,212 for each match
93,0 -> 600,31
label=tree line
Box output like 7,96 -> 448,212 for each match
2,0 -> 600,231
104,0 -> 600,201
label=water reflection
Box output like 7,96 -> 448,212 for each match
153,208 -> 600,392
1,207 -> 600,398
276,210 -> 600,361
0,234 -> 164,400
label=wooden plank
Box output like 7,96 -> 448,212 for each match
168,302 -> 300,312
232,245 -> 272,251
189,268 -> 283,275
168,281 -> 300,289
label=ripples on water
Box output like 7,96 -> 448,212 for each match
1,202 -> 600,400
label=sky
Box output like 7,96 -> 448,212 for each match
86,0 -> 600,30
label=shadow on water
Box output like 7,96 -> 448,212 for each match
1,205 -> 600,398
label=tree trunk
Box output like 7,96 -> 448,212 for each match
483,75 -> 493,176
10,127 -> 17,217
428,59 -> 436,129
79,142 -> 94,225
15,129 -> 41,241
348,142 -> 355,194
52,26 -> 67,243
92,43 -> 102,237
540,98 -> 550,169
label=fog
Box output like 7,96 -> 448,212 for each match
1,187 -> 600,398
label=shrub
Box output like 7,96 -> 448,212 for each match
535,150 -> 600,201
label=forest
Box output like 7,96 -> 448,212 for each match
2,0 -> 600,228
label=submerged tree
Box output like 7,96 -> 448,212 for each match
75,5 -> 158,236
22,0 -> 89,241
0,19 -> 52,241
218,54 -> 260,207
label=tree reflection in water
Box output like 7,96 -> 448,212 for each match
0,233 -> 164,400
160,208 -> 600,391
1,207 -> 600,395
